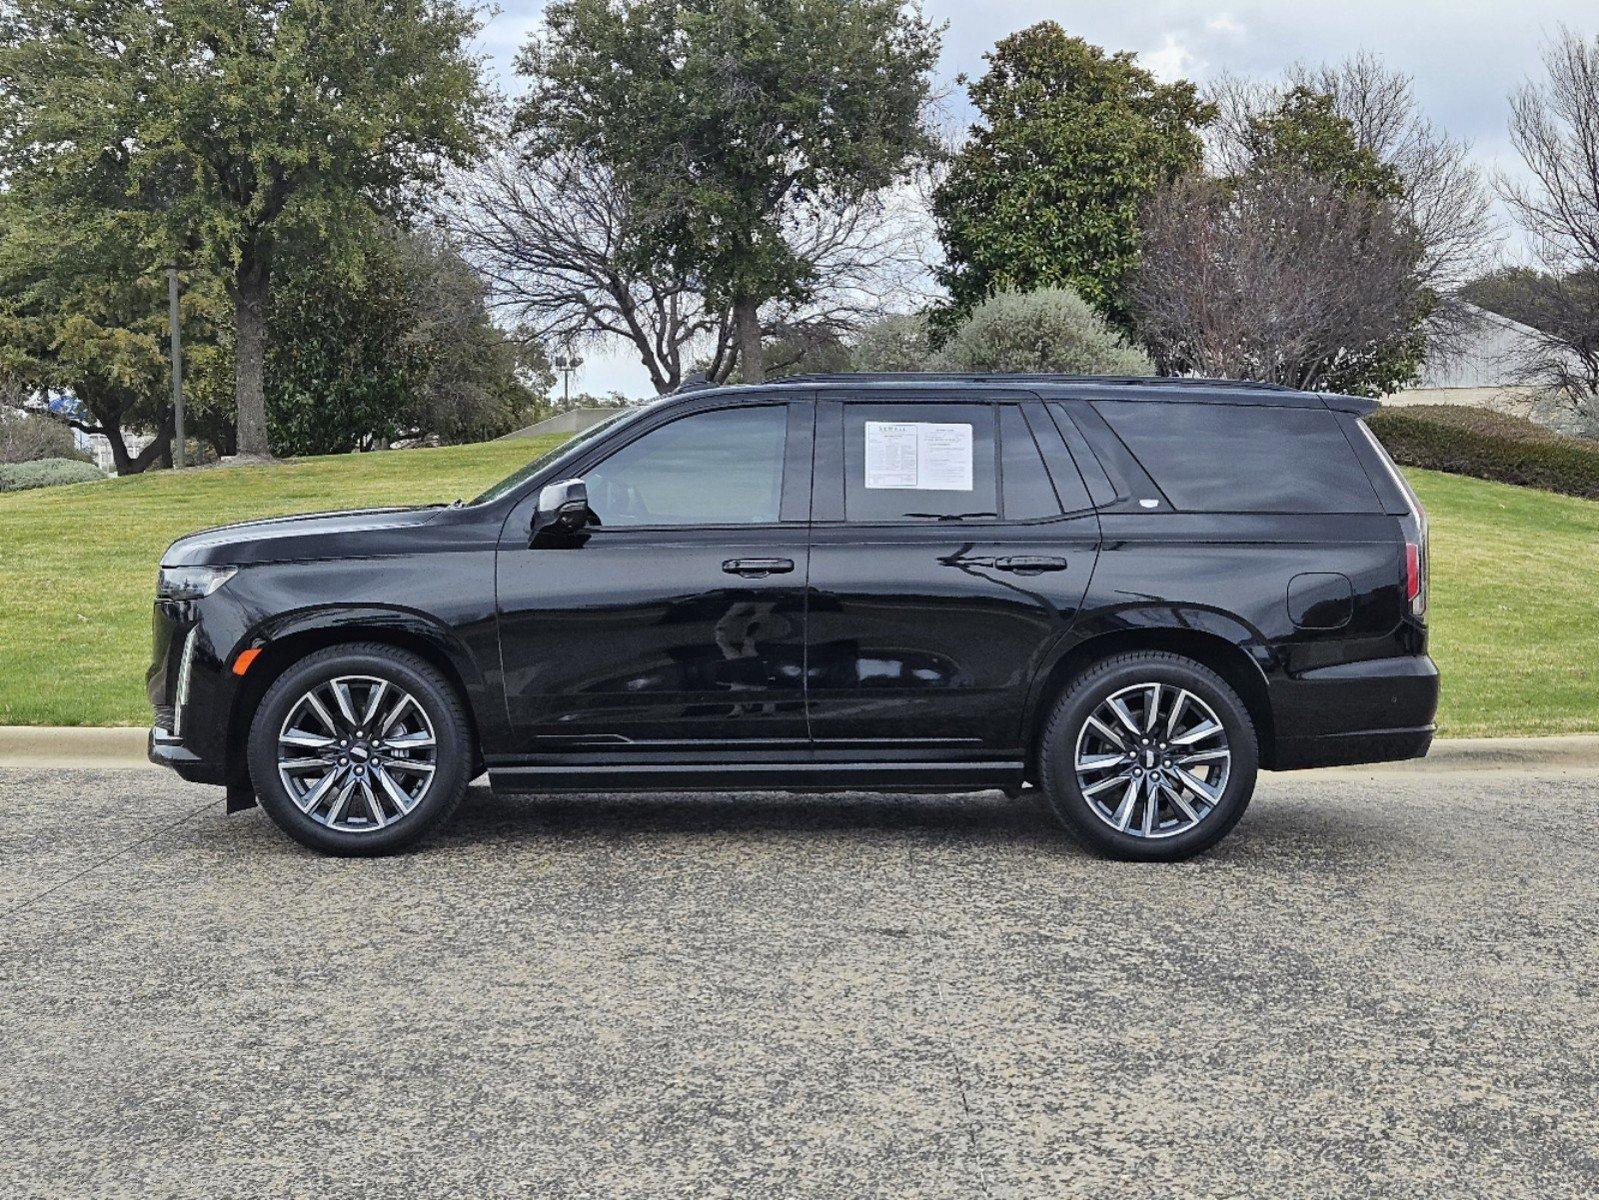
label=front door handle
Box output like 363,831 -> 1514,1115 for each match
994,555 -> 1067,574
723,557 -> 795,577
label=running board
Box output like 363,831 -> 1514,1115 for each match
487,759 -> 1026,795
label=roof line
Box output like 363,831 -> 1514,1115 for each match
758,372 -> 1300,393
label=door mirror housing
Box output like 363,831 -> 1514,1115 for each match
532,478 -> 593,541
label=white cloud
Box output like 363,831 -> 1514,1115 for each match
1142,33 -> 1203,83
1206,13 -> 1247,37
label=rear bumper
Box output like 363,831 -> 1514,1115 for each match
1268,654 -> 1439,770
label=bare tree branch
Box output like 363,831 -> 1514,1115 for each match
1133,170 -> 1428,395
446,132 -> 939,395
1206,54 -> 1497,363
1496,29 -> 1599,414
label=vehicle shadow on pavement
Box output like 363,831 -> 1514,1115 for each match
445,783 -> 1064,843
418,782 -> 1405,867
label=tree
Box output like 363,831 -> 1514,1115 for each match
851,313 -> 935,371
0,197 -> 225,474
515,0 -> 940,383
1460,266 -> 1566,332
932,23 -> 1213,330
392,231 -> 553,445
937,288 -> 1153,375
452,146 -> 734,394
1497,29 -> 1599,413
1240,87 -> 1403,200
0,0 -> 488,458
1133,170 -> 1427,395
1208,54 -> 1495,353
266,228 -> 547,456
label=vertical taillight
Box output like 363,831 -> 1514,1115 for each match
1406,512 -> 1429,617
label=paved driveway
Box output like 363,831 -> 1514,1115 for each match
2,763 -> 1597,1199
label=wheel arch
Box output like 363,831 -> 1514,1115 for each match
1024,626 -> 1278,779
224,607 -> 488,785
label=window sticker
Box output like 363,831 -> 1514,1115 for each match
863,422 -> 974,491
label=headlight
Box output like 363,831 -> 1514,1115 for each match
157,565 -> 237,600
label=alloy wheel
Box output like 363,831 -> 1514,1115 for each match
1073,682 -> 1232,840
276,675 -> 438,833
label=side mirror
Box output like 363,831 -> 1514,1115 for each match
532,477 -> 592,541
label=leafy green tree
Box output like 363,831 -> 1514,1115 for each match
0,0 -> 488,458
933,23 -> 1213,330
266,229 -> 547,456
265,242 -> 422,456
1242,87 -> 1403,200
517,0 -> 940,383
0,195 -> 231,474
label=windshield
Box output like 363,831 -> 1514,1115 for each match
470,407 -> 650,506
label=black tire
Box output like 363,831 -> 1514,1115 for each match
1038,651 -> 1258,862
247,643 -> 472,856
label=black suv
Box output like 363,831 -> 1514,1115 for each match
149,374 -> 1437,860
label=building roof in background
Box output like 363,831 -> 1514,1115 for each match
1419,302 -> 1545,390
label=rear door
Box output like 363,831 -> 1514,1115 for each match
804,391 -> 1100,758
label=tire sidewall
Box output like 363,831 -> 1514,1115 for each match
1041,656 -> 1258,861
248,648 -> 470,856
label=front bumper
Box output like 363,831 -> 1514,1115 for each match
148,591 -> 248,788
149,725 -> 229,784
1267,653 -> 1440,770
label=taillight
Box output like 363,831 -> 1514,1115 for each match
1405,521 -> 1429,617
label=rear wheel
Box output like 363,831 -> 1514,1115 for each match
247,643 -> 471,856
1039,651 -> 1258,861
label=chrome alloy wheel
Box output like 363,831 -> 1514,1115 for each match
1073,682 -> 1232,840
276,675 -> 437,833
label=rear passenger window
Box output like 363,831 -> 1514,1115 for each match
1093,401 -> 1382,514
1000,405 -> 1064,519
844,403 -> 997,522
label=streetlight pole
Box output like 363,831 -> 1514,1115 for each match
167,266 -> 185,469
553,348 -> 583,410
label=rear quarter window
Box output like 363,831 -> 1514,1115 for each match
1092,400 -> 1382,514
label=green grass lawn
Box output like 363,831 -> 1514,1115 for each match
0,444 -> 1594,735
0,438 -> 561,727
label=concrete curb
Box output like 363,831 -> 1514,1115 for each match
0,726 -> 154,770
3,725 -> 1599,774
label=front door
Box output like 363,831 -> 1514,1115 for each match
805,395 -> 1100,759
495,399 -> 813,761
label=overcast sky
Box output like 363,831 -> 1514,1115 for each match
478,1 -> 1594,399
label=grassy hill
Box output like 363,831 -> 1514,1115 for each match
0,437 -> 1594,737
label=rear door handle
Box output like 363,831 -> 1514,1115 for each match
723,557 -> 795,577
994,555 -> 1067,574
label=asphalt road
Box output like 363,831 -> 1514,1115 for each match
2,763 -> 1596,1199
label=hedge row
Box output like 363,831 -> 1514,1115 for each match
0,457 -> 106,493
1367,404 -> 1599,501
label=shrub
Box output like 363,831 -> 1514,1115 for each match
935,287 -> 1154,375
0,456 -> 106,492
851,312 -> 935,371
1368,404 -> 1599,500
0,413 -> 89,464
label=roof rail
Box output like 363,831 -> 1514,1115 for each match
769,371 -> 1300,393
672,371 -> 719,394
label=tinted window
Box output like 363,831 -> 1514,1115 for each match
843,403 -> 997,522
585,405 -> 788,527
1001,405 -> 1069,519
1093,401 -> 1382,514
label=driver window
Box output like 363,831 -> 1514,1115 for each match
584,405 -> 788,527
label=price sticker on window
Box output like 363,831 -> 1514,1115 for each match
863,422 -> 974,491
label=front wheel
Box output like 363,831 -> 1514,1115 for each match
247,643 -> 472,856
1039,651 -> 1258,861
